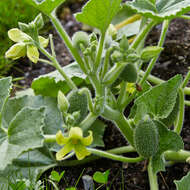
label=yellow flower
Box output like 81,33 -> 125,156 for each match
5,28 -> 49,63
126,83 -> 135,94
56,127 -> 93,161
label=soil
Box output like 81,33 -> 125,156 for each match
8,1 -> 190,190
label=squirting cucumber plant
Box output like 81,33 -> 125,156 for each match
1,0 -> 190,189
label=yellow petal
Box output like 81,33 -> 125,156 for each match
5,43 -> 26,60
74,143 -> 91,160
27,45 -> 39,63
39,36 -> 49,48
8,28 -> 30,42
69,127 -> 83,140
56,130 -> 69,145
126,83 -> 135,94
81,131 -> 93,146
56,142 -> 73,161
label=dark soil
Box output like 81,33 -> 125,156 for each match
8,1 -> 190,190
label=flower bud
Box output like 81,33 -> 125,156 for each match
57,90 -> 69,113
141,46 -> 163,61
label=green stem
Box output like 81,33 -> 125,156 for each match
94,32 -> 106,71
174,88 -> 185,134
139,19 -> 170,86
139,70 -> 190,95
148,159 -> 159,190
164,150 -> 190,162
178,15 -> 190,20
182,69 -> 190,89
44,135 -> 56,143
49,13 -> 87,73
185,100 -> 190,106
130,20 -> 155,49
80,112 -> 98,131
117,81 -> 127,111
87,148 -> 143,163
38,46 -> 77,90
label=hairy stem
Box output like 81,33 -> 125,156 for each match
49,13 -> 87,73
164,150 -> 190,162
174,88 -> 185,134
139,19 -> 170,86
38,46 -> 77,90
148,159 -> 159,190
130,20 -> 155,49
87,148 -> 143,163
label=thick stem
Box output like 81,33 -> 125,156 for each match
38,46 -> 77,90
49,13 -> 87,73
114,113 -> 134,146
94,32 -> 106,71
174,88 -> 185,134
148,159 -> 159,190
182,69 -> 190,89
87,148 -> 143,163
139,19 -> 170,86
164,150 -> 190,162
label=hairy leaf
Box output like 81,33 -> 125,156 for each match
24,0 -> 66,15
126,0 -> 190,21
152,120 -> 184,174
75,0 -> 122,34
174,171 -> 190,190
0,77 -> 12,113
0,107 -> 45,170
32,62 -> 86,97
134,75 -> 182,122
2,95 -> 63,135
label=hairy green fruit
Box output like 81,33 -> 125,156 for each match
72,31 -> 89,50
67,90 -> 88,124
119,63 -> 138,83
134,120 -> 159,158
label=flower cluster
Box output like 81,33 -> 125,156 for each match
5,28 -> 48,63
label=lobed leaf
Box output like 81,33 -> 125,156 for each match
75,0 -> 122,34
0,107 -> 45,170
2,95 -> 63,135
126,0 -> 190,21
24,0 -> 66,15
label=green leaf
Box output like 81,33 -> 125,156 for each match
75,0 -> 122,34
152,120 -> 184,174
174,171 -> 190,190
24,0 -> 66,15
0,107 -> 45,170
93,170 -> 110,184
32,62 -> 86,97
134,75 -> 182,122
126,0 -> 190,21
0,147 -> 56,188
2,95 -> 63,135
85,119 -> 106,147
0,77 -> 12,113
49,170 -> 65,182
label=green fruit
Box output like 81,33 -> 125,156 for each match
119,63 -> 137,83
134,120 -> 159,158
67,90 -> 88,124
72,31 -> 89,50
